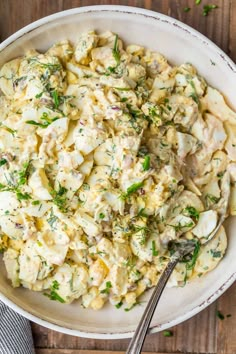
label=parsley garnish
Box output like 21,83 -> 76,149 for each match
112,34 -> 120,65
44,280 -> 65,303
100,281 -> 112,294
32,200 -> 40,205
142,155 -> 150,171
99,213 -> 105,219
51,184 -> 68,212
183,206 -> 199,221
16,191 -> 31,201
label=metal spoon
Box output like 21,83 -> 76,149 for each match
126,172 -> 230,354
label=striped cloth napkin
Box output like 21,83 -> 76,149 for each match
0,301 -> 35,354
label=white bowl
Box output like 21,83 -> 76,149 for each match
0,5 -> 235,339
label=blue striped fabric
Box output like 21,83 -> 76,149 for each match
0,302 -> 35,354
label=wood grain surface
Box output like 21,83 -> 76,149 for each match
0,1 -> 235,353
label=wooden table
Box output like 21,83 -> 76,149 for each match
0,1 -> 236,353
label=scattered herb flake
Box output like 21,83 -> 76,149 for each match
163,330 -> 173,337
216,310 -> 225,320
183,206 -> 199,220
184,7 -> 191,12
203,4 -> 218,16
100,281 -> 112,294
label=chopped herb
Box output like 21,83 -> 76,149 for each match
189,80 -> 199,104
52,90 -> 59,109
0,158 -> 7,167
124,303 -> 137,312
112,34 -> 120,65
195,0 -> 201,4
169,221 -> 194,232
99,213 -> 105,219
120,182 -> 144,200
47,210 -> 58,229
35,92 -> 44,98
44,280 -> 65,303
26,112 -> 59,129
185,240 -> 200,270
37,240 -> 43,247
216,310 -> 225,320
183,206 -> 199,220
163,330 -> 173,337
184,7 -> 191,12
51,184 -> 68,212
121,97 -> 128,102
115,301 -> 123,309
203,4 -> 218,16
16,191 -> 31,201
32,200 -> 40,205
151,240 -> 159,256
18,161 -> 31,185
142,155 -> 150,171
137,208 -> 148,218
100,281 -> 112,294
210,250 -> 222,258
210,59 -> 216,66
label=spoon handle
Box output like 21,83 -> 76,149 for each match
126,258 -> 179,354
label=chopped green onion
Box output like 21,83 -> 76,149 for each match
112,34 -> 120,65
142,155 -> 150,171
151,240 -> 159,256
52,90 -> 59,109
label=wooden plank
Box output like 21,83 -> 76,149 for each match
217,282 -> 236,354
32,300 -> 217,353
229,0 -> 236,62
36,351 -> 180,354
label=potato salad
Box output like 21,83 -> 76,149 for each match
0,31 -> 235,310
